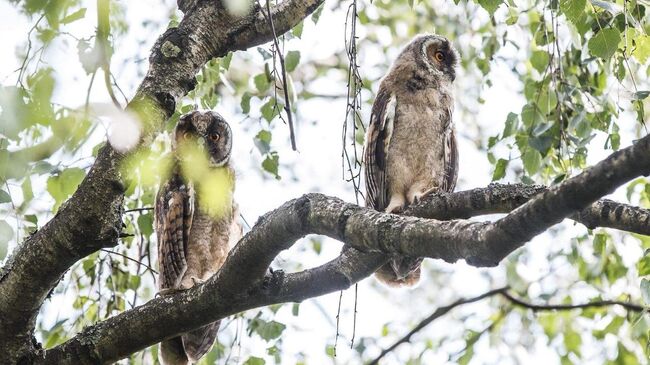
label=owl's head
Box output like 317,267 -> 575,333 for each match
173,111 -> 233,167
410,34 -> 458,81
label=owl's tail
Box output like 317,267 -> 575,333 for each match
375,256 -> 422,287
183,320 -> 221,362
159,320 -> 221,365
160,336 -> 188,365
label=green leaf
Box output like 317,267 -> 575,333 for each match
241,92 -> 252,114
311,3 -> 325,24
285,51 -> 300,72
523,149 -> 542,175
137,213 -> 154,237
0,189 -> 10,204
243,356 -> 265,365
254,130 -> 272,154
638,256 -> 650,276
222,52 -> 233,70
588,28 -> 621,59
530,50 -> 549,73
634,91 -> 650,100
261,99 -> 280,122
256,320 -> 286,341
254,73 -> 270,93
560,0 -> 585,24
633,35 -> 650,64
458,343 -> 475,365
536,89 -> 558,115
492,159 -> 508,180
477,0 -> 502,15
0,220 -> 12,259
593,233 -> 608,255
564,328 -> 582,354
47,167 -> 86,211
521,103 -> 545,128
22,176 -> 33,205
262,152 -> 280,179
61,8 -> 86,24
641,278 -> 650,304
292,20 -> 304,38
325,345 -> 336,358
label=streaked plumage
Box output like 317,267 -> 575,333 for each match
364,34 -> 459,287
156,111 -> 241,365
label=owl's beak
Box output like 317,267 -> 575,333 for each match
449,69 -> 456,82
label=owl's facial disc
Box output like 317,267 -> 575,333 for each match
174,111 -> 233,167
205,113 -> 232,167
421,36 -> 457,81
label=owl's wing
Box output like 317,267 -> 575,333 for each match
155,181 -> 193,290
442,108 -> 459,192
364,89 -> 397,211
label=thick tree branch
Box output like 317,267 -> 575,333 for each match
41,132 -> 650,363
406,183 -> 650,235
370,288 -> 646,365
0,1 -> 324,363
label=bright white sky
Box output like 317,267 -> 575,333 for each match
0,0 -> 647,364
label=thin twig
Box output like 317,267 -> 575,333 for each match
99,249 -> 158,275
262,0 -> 297,150
501,291 -> 646,312
341,0 -> 364,204
368,287 -> 507,365
124,207 -> 154,213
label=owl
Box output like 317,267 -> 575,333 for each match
155,111 -> 242,365
363,34 -> 458,287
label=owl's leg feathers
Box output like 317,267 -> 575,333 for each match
385,194 -> 406,214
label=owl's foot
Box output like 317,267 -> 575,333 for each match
411,186 -> 440,205
190,276 -> 206,286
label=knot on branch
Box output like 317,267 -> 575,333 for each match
151,28 -> 190,64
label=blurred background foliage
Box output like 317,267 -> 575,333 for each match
1,0 -> 650,364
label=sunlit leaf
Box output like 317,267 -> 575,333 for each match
61,8 -> 86,24
588,28 -> 621,59
492,158 -> 508,180
476,0 -> 502,15
560,0 -> 585,24
285,50 -> 300,72
0,190 -> 11,204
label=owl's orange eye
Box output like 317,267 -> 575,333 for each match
183,132 -> 192,140
209,133 -> 220,141
435,51 -> 444,62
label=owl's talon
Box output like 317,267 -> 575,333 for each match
191,276 -> 206,286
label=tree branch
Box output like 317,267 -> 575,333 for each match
369,287 -> 508,365
370,288 -> 646,365
40,131 -> 650,362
